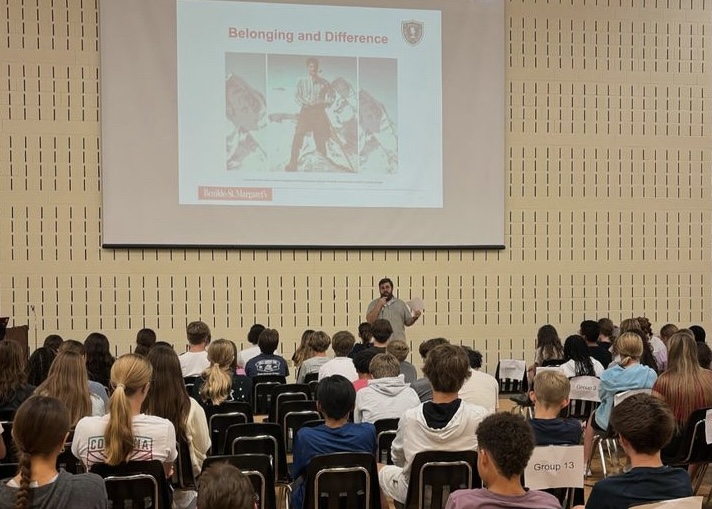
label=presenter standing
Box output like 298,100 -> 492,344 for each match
366,277 -> 421,341
285,57 -> 332,172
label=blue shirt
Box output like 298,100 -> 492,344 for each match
244,353 -> 289,377
530,418 -> 582,446
291,422 -> 377,509
595,363 -> 657,430
586,466 -> 692,509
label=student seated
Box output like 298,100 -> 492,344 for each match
179,321 -> 212,377
244,329 -> 289,377
378,344 -> 488,506
236,323 -> 265,370
290,375 -> 377,509
0,396 -> 108,509
197,463 -> 256,509
354,353 -> 420,423
352,349 -> 378,392
370,319 -> 392,353
318,330 -> 358,382
410,337 -> 449,402
444,412 -> 561,509
296,331 -> 332,383
529,370 -> 582,445
348,322 -> 373,359
576,393 -> 693,509
458,347 -> 499,414
193,339 -> 252,406
386,339 -> 417,384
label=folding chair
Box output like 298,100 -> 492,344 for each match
171,440 -> 196,490
252,375 -> 287,415
285,409 -> 322,453
302,452 -> 381,509
399,450 -> 480,509
224,422 -> 290,483
373,418 -> 399,465
566,376 -> 601,422
210,410 -> 251,455
661,407 -> 712,498
91,460 -> 172,509
268,384 -> 310,422
201,453 -> 277,509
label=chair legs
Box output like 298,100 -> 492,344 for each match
586,434 -> 620,478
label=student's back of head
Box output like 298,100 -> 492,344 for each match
135,328 -> 157,356
332,331 -> 355,357
369,353 -> 401,379
532,370 -> 570,409
417,337 -> 449,361
258,328 -> 280,354
308,331 -> 331,354
422,344 -> 471,393
462,346 -> 483,369
199,338 -> 237,406
580,320 -> 600,344
476,412 -> 535,480
197,462 -> 256,509
43,334 -> 63,352
27,346 -> 56,387
610,393 -> 675,454
353,349 -> 378,376
247,323 -> 265,345
316,375 -> 355,420
187,321 -> 211,346
371,319 -> 393,345
386,339 -> 410,363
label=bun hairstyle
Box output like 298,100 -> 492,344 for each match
199,339 -> 236,406
12,396 -> 71,509
105,354 -> 153,465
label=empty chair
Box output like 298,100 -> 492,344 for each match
91,460 -> 172,509
171,440 -> 196,491
494,359 -> 527,394
224,422 -> 290,483
400,450 -> 480,509
252,375 -> 287,415
303,372 -> 319,384
204,400 -> 254,423
201,453 -> 277,509
268,384 -> 310,422
283,407 -> 321,453
566,376 -> 601,422
302,452 -> 381,509
210,412 -> 250,455
373,418 -> 399,465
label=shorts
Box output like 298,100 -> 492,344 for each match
378,465 -> 408,504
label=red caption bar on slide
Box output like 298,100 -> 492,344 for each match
198,186 -> 273,201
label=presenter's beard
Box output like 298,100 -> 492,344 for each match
380,291 -> 393,301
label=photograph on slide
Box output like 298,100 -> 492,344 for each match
225,53 -> 398,175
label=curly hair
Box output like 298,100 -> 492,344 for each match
476,412 -> 535,479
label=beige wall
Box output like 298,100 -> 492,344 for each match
1,0 -> 709,375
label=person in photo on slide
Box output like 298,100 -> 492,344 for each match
285,57 -> 333,171
366,277 -> 421,341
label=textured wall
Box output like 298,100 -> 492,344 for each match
1,0 -> 709,374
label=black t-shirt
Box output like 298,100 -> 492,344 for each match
529,418 -> 582,445
588,344 -> 612,368
586,467 -> 692,509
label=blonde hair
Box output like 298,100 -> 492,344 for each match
369,353 -> 401,379
199,339 -> 236,406
613,332 -> 643,366
292,330 -> 315,367
533,370 -> 570,407
105,354 -> 153,465
619,318 -> 642,334
34,351 -> 91,426
386,339 -> 410,362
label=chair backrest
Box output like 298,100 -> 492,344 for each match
57,446 -> 85,474
303,372 -> 319,384
524,445 -> 584,490
183,376 -> 200,394
0,422 -> 16,464
90,460 -> 171,509
404,450 -> 480,509
284,409 -> 322,453
566,376 -> 601,421
373,418 -> 400,465
495,360 -> 527,394
224,422 -> 289,482
277,400 -> 318,434
268,384 -> 310,421
0,463 -> 18,480
304,452 -> 381,509
210,412 -> 249,455
662,407 -> 712,466
252,375 -> 287,415
205,400 -> 254,423
308,380 -> 320,399
613,388 -> 652,406
201,454 -> 277,509
171,440 -> 196,490
630,497 -> 704,509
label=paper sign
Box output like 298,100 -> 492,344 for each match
632,497 -> 703,509
498,359 -> 526,381
613,388 -> 652,407
569,376 -> 601,402
524,445 -> 584,490
705,409 -> 712,445
407,297 -> 425,313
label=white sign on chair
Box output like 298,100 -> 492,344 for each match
568,376 -> 601,402
524,445 -> 584,490
499,359 -> 526,381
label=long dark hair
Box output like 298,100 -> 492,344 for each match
135,328 -> 157,357
85,332 -> 115,386
536,324 -> 563,360
0,341 -> 28,405
563,335 -> 596,376
12,396 -> 71,509
144,345 -> 190,442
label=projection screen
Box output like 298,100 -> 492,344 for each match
99,0 -> 504,248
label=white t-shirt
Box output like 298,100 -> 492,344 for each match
318,357 -> 359,382
71,413 -> 177,470
559,358 -> 605,378
458,369 -> 499,414
179,351 -> 210,377
237,345 -> 261,368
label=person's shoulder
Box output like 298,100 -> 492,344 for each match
461,401 -> 489,418
62,471 -> 105,490
525,488 -> 561,506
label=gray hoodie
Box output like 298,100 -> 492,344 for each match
354,375 -> 421,423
